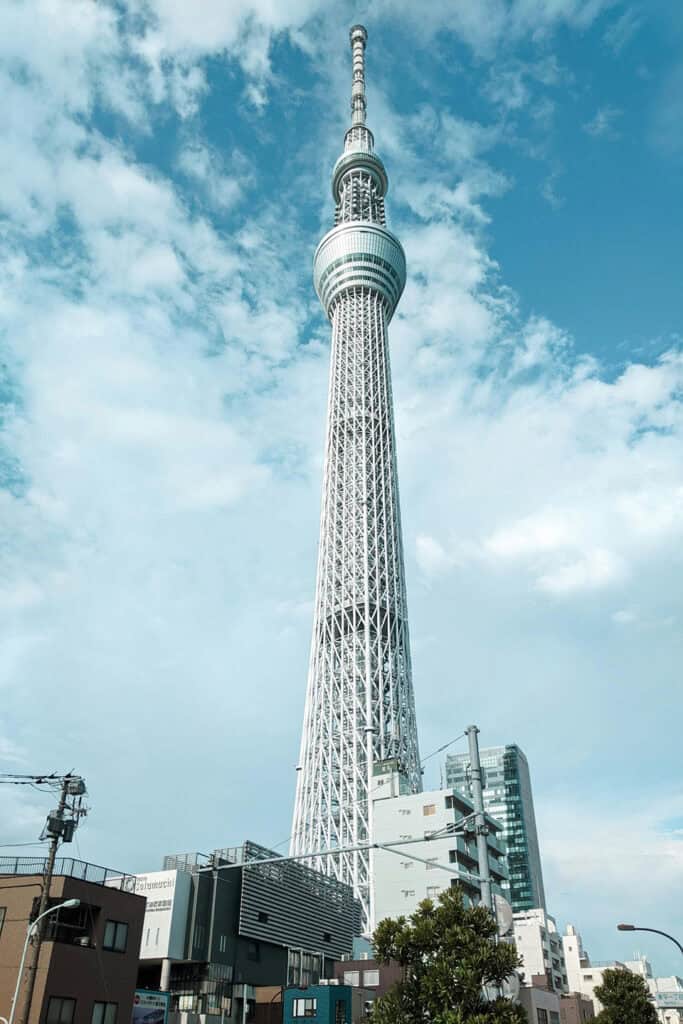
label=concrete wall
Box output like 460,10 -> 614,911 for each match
559,993 -> 595,1024
514,909 -> 567,993
519,985 -> 562,1024
372,781 -> 506,924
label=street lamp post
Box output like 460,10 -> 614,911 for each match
617,924 -> 683,958
8,899 -> 81,1024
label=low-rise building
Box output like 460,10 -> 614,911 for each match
127,841 -> 361,1020
561,925 -> 625,1011
283,983 -> 374,1024
625,960 -> 683,1024
0,855 -> 145,1024
333,957 -> 402,999
518,979 -> 562,1024
559,992 -> 595,1024
371,760 -> 508,923
514,908 -> 568,994
649,976 -> 683,1024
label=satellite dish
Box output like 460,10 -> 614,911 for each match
502,973 -> 521,1001
494,894 -> 514,937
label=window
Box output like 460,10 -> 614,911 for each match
426,886 -> 441,898
46,998 -> 76,1024
0,907 -> 5,938
92,1003 -> 117,1024
423,804 -> 436,816
335,999 -> 346,1024
549,1013 -> 560,1024
102,920 -> 128,953
292,999 -> 317,1018
323,932 -> 332,943
219,934 -> 228,953
344,971 -> 360,987
247,941 -> 260,962
537,1011 -> 548,1024
425,858 -> 438,870
363,970 -> 380,987
257,911 -> 269,923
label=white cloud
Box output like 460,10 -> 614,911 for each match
416,535 -> 456,577
583,104 -> 623,138
539,791 -> 683,968
603,8 -> 643,54
177,143 -> 247,210
537,547 -> 625,593
612,607 -> 637,624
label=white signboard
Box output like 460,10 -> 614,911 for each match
135,869 -> 192,960
132,990 -> 169,1024
654,993 -> 683,1009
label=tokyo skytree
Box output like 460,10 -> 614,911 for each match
291,25 -> 421,930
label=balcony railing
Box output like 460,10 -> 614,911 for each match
0,855 -> 136,891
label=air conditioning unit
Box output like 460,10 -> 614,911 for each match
360,953 -> 370,961
319,980 -> 329,986
75,937 -> 91,947
328,980 -> 340,986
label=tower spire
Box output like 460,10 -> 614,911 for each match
350,24 -> 367,126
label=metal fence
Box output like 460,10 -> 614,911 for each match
0,855 -> 137,891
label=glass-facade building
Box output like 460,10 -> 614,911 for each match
444,744 -> 546,912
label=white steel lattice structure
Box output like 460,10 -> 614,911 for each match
291,25 -> 421,931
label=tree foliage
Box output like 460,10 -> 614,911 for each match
371,885 -> 526,1024
594,968 -> 659,1024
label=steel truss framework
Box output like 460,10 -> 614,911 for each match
291,25 -> 421,931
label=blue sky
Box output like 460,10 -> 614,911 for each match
1,0 -> 681,976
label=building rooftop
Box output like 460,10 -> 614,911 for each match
0,855 -> 137,891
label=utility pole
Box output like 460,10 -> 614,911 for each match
0,773 -> 87,1024
465,724 -> 493,912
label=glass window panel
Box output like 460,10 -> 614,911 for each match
47,998 -> 76,1024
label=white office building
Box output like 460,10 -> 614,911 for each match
514,908 -> 568,993
562,925 -> 624,1010
371,759 -> 508,926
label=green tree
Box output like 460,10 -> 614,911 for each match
594,968 -> 659,1024
371,885 -> 526,1024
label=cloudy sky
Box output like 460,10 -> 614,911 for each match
1,0 -> 682,975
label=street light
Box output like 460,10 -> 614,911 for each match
8,899 -> 81,1024
617,924 -> 683,957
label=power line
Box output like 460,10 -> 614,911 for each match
0,842 -> 48,849
419,733 -> 466,765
